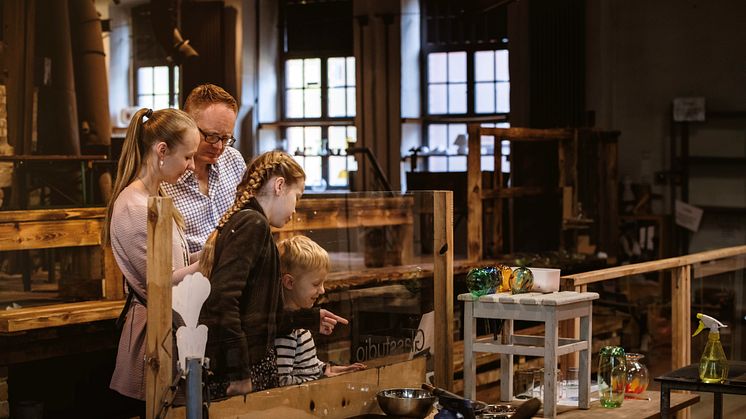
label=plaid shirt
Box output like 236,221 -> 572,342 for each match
162,146 -> 246,253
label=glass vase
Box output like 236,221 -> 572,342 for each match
465,267 -> 498,297
598,346 -> 626,408
625,353 -> 649,394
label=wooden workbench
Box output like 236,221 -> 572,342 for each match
547,391 -> 699,418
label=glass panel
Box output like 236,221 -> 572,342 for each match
449,156 -> 467,171
475,82 -> 496,114
153,94 -> 169,110
328,57 -> 346,88
347,155 -> 358,171
304,126 -> 322,155
328,126 -> 348,151
286,89 -> 304,118
496,82 -> 510,113
427,124 -> 448,152
481,155 -> 495,171
341,126 -> 356,153
496,122 -> 511,128
153,66 -> 169,94
428,84 -> 447,114
448,124 -> 467,155
428,53 -> 447,83
346,87 -> 356,117
428,156 -> 448,172
448,83 -> 467,114
501,140 -> 511,156
286,59 -> 304,88
328,87 -> 346,117
304,58 -> 321,88
496,49 -> 510,81
287,127 -> 305,155
501,155 -> 511,173
475,51 -> 494,82
173,67 -> 180,93
481,134 -> 495,155
346,57 -> 356,85
137,95 -> 154,109
137,67 -> 153,95
448,51 -> 467,83
304,88 -> 321,118
303,156 -> 323,187
328,156 -> 348,187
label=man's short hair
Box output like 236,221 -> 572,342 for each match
183,83 -> 238,115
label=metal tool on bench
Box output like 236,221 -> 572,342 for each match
423,383 -> 541,419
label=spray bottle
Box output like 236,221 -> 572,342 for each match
692,313 -> 729,383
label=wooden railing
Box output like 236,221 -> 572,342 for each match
561,244 -> 746,373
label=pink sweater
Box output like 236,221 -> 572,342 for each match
109,184 -> 189,400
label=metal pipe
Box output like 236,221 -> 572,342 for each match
185,357 -> 203,419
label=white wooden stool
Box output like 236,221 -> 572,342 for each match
459,291 -> 599,418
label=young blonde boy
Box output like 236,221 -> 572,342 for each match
275,235 -> 366,386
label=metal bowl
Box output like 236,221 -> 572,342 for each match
376,388 -> 436,418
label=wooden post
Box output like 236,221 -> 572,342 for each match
672,265 -> 691,372
103,245 -> 124,300
467,124 -> 482,261
433,191 -> 454,391
146,197 -> 174,419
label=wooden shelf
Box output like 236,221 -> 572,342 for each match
683,156 -> 746,165
0,300 -> 124,333
699,205 -> 746,215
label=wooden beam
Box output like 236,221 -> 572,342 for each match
562,245 -> 746,286
433,191 -> 454,391
146,197 -> 174,419
103,245 -> 124,300
0,207 -> 105,223
0,300 -> 124,333
481,186 -> 561,199
672,266 -> 691,372
171,357 -> 426,418
0,219 -> 103,251
467,124 -> 482,261
475,127 -> 573,140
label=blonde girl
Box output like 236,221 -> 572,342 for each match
199,150 -> 347,397
103,108 -> 201,404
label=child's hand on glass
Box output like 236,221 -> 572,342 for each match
325,363 -> 367,377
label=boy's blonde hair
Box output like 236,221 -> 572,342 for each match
277,235 -> 330,276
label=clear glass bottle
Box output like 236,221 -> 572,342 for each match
625,353 -> 649,394
598,346 -> 626,408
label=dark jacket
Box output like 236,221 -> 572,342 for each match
200,198 -> 318,383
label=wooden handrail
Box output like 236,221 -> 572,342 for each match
560,244 -> 746,378
562,245 -> 746,286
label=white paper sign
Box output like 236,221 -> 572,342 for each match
673,97 -> 705,122
675,200 -> 704,232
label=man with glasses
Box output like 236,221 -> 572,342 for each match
162,84 -> 247,253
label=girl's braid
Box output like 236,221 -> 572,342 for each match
215,188 -> 252,231
215,153 -> 287,230
246,155 -> 284,195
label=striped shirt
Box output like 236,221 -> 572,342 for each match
275,329 -> 326,386
161,146 -> 246,253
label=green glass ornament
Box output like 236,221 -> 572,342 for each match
466,267 -> 498,297
509,266 -> 534,294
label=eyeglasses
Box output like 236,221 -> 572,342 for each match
198,127 -> 236,147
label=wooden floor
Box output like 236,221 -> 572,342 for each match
476,379 -> 746,418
